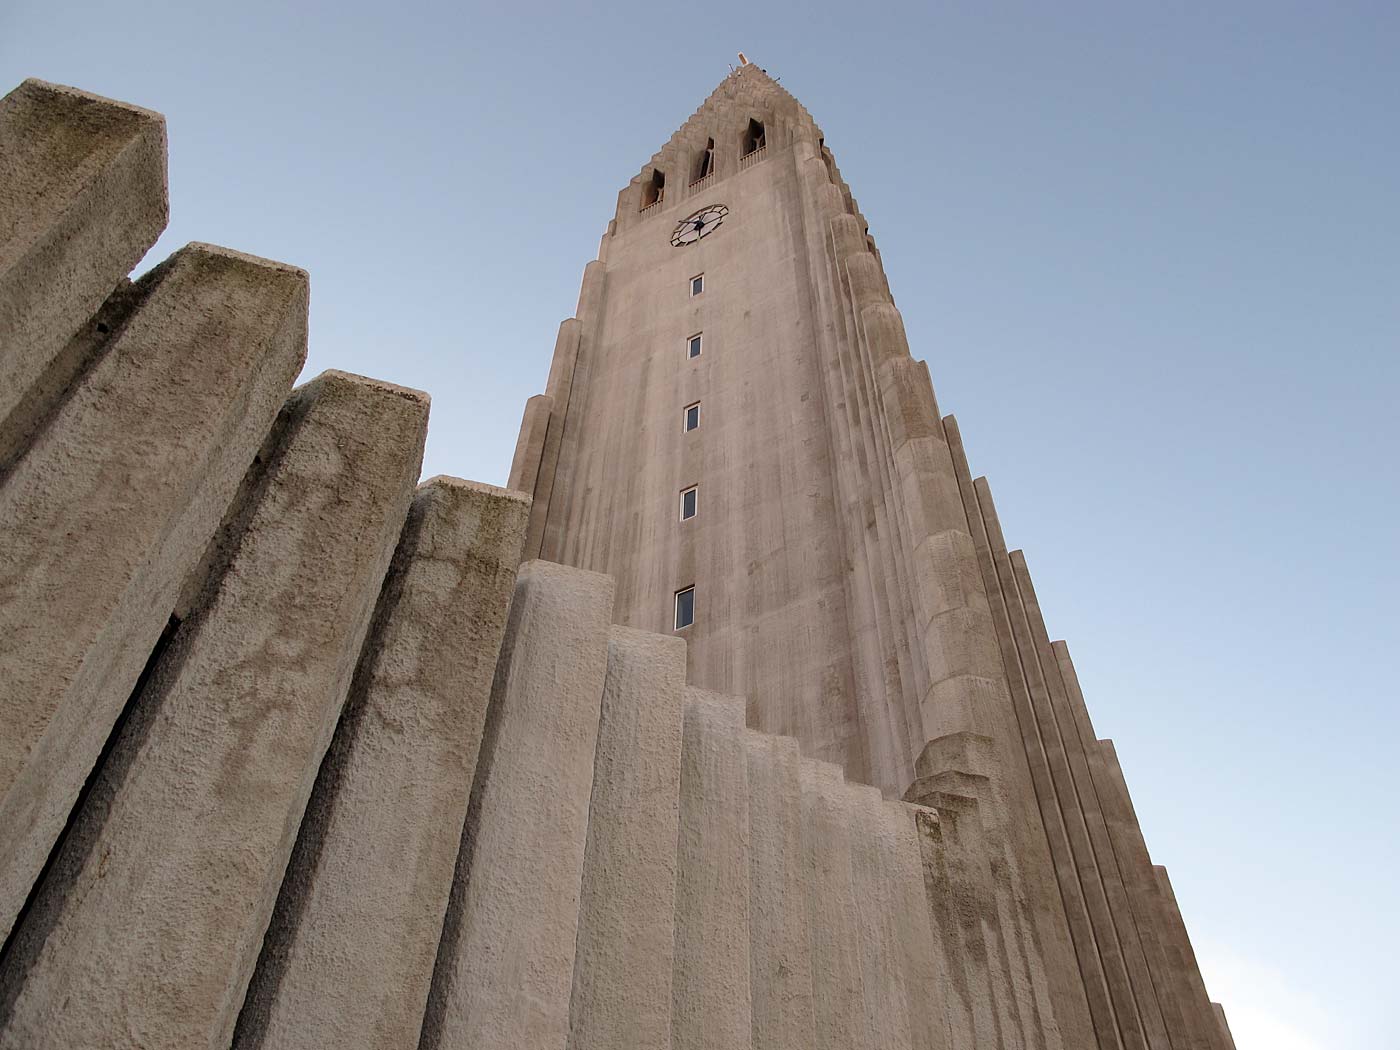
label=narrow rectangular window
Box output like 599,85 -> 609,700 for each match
687,333 -> 702,359
690,273 -> 704,296
684,402 -> 700,431
674,586 -> 695,630
680,485 -> 697,520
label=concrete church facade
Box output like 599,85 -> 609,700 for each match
0,67 -> 1234,1049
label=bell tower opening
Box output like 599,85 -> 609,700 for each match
693,138 -> 715,182
641,168 -> 666,209
741,118 -> 765,157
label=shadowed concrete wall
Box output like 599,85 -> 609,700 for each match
0,76 -> 1230,1050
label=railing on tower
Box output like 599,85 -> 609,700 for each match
739,144 -> 767,170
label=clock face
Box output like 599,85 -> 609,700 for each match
671,204 -> 728,247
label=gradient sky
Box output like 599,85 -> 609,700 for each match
4,3 -> 1396,1047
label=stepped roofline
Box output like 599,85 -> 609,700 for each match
611,63 -> 825,230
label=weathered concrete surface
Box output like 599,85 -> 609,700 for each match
878,799 -> 950,1050
0,79 -> 167,452
0,370 -> 428,1050
233,477 -> 529,1050
567,626 -> 686,1050
744,731 -> 815,1050
0,243 -> 308,945
846,783 -> 917,1050
672,689 -> 753,1050
799,760 -> 868,1050
1211,1003 -> 1236,1050
420,561 -> 613,1050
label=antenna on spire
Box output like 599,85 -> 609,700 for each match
737,51 -> 749,66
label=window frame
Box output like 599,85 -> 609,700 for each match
690,273 -> 704,297
687,332 -> 703,359
680,485 -> 698,521
674,586 -> 695,630
683,401 -> 700,432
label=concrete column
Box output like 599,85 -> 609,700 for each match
798,760 -> 867,1050
672,690 -> 753,1050
0,370 -> 428,1050
1009,552 -> 1173,1050
508,393 -> 553,495
940,415 -> 1110,1050
845,784 -> 916,1050
0,243 -> 308,945
0,79 -> 167,453
1211,1004 -> 1236,1050
882,801 -> 953,1050
524,319 -> 581,559
744,732 -> 815,1050
1152,866 -> 1230,1050
419,561 -> 613,1050
233,478 -> 529,1050
1056,642 -> 1213,1050
568,627 -> 686,1050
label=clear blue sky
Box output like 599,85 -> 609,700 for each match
4,3 -> 1396,1047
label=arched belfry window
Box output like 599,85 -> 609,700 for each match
642,169 -> 666,210
693,138 -> 715,183
742,119 -> 765,157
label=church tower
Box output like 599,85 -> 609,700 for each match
511,61 -> 1233,1050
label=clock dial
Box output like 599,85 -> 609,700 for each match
671,204 -> 728,247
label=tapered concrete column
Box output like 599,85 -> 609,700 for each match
0,371 -> 428,1050
420,561 -> 613,1050
1010,551 -> 1172,1050
798,760 -> 867,1050
568,627 -> 686,1050
673,690 -> 753,1050
233,478 -> 529,1050
0,243 -> 308,945
744,732 -> 815,1050
524,319 -> 581,558
1211,1004 -> 1236,1050
1058,642 -> 1213,1050
508,393 -> 553,495
941,416 -> 1109,1050
0,79 -> 167,451
1152,866 -> 1230,1050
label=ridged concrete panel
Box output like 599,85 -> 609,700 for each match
0,79 -> 167,450
568,627 -> 686,1050
420,561 -> 613,1050
744,731 -> 815,1050
234,477 -> 529,1050
0,370 -> 428,1049
0,243 -> 308,945
673,689 -> 753,1050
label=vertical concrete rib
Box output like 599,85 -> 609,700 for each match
508,393 -> 553,496
672,690 -> 753,1050
744,732 -> 816,1050
798,760 -> 867,1050
883,801 -> 952,1050
941,416 -> 1114,1050
0,243 -> 308,945
1010,551 -> 1172,1050
0,79 -> 167,453
976,472 -> 1149,1050
1152,866 -> 1230,1050
419,561 -> 614,1050
0,370 -> 428,1050
568,627 -> 687,1050
233,478 -> 530,1050
1057,642 -> 1215,1050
